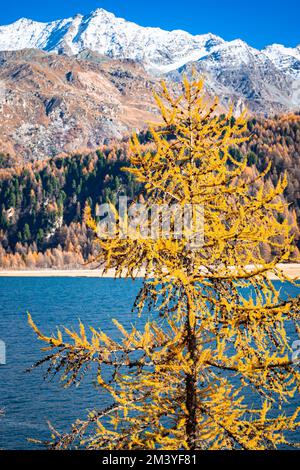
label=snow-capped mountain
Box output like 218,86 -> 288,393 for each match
263,44 -> 300,77
1,8 -> 300,112
0,7 -> 297,75
1,8 -> 300,160
0,8 -> 299,80
170,38 -> 300,113
0,9 -> 226,73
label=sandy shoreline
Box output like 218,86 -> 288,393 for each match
0,269 -> 143,278
0,264 -> 299,279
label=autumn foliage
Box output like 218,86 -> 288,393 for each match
29,77 -> 300,449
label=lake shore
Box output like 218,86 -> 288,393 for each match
0,264 -> 299,279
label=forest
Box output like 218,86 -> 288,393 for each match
0,113 -> 300,268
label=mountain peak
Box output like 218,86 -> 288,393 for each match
90,8 -> 116,19
0,9 -> 227,71
0,9 -> 299,78
0,9 -> 300,161
14,17 -> 36,25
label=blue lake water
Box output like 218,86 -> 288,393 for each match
0,277 -> 299,450
0,277 -> 144,450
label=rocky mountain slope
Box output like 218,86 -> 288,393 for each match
170,39 -> 300,114
0,8 -> 300,160
0,49 -> 158,160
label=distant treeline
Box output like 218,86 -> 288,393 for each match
0,144 -> 141,268
0,114 -> 300,268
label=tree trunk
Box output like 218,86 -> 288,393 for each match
185,302 -> 197,450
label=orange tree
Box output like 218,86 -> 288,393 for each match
29,76 -> 300,449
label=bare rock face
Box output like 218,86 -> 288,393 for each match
168,40 -> 300,115
0,50 -> 158,160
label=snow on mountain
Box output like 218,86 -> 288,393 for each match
0,7 -> 299,77
195,39 -> 271,69
0,8 -> 224,72
0,8 -> 299,76
1,8 -> 300,161
0,8 -> 300,114
264,44 -> 300,63
263,44 -> 300,77
168,36 -> 300,114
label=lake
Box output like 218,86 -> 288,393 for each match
0,277 -> 299,449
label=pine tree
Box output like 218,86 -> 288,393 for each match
23,223 -> 31,242
29,76 -> 300,450
36,228 -> 44,247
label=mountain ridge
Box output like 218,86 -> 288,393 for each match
1,9 -> 300,160
0,8 -> 299,74
0,49 -> 160,160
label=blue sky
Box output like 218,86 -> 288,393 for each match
0,1 -> 299,50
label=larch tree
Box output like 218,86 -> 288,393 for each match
29,76 -> 300,450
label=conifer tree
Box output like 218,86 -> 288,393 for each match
29,76 -> 300,450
